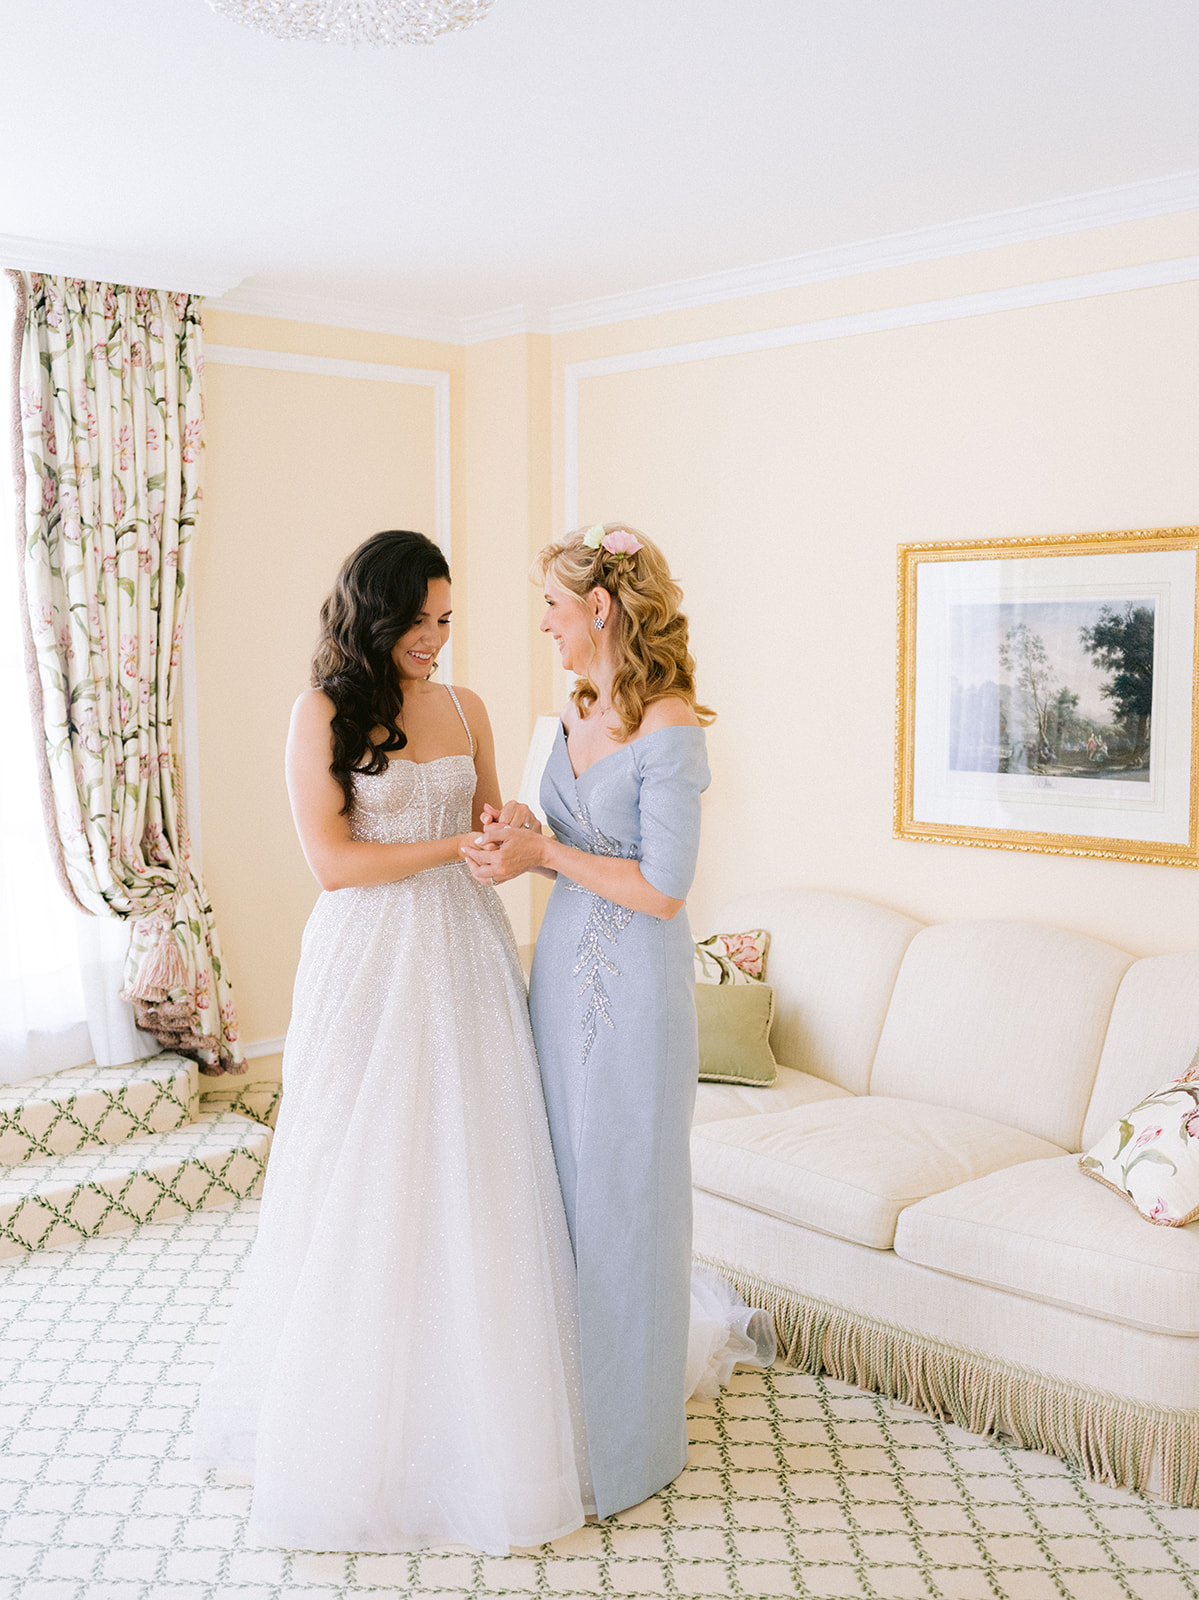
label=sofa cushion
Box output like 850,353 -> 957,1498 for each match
894,1155 -> 1199,1337
711,891 -> 922,1094
1081,953 -> 1199,1150
690,1097 -> 1065,1250
868,921 -> 1132,1150
1080,1071 -> 1199,1227
692,1065 -> 850,1126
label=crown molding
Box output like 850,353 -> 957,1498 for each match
206,168 -> 1199,341
206,283 -> 464,345
545,169 -> 1199,335
461,303 -> 551,344
18,167 -> 1194,342
0,233 -> 242,297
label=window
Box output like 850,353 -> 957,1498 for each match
0,273 -> 157,1083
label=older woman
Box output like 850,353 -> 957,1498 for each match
464,523 -> 715,1518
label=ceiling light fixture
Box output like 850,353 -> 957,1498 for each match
204,0 -> 497,46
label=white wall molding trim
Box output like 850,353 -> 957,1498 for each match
462,304 -> 551,344
0,233 -> 243,298
563,252 -> 1199,527
4,172 -> 1196,345
204,344 -> 453,577
241,1036 -> 287,1060
196,344 -> 454,868
202,172 -> 1199,345
548,170 -> 1199,335
208,285 -> 463,346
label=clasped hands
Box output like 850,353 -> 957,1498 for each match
461,801 -> 546,886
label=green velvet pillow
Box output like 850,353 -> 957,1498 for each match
696,981 -> 778,1086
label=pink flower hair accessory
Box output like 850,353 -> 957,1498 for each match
602,528 -> 643,556
583,523 -> 644,558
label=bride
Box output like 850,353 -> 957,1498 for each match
193,529 -> 592,1553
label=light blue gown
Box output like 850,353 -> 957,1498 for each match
528,722 -> 711,1520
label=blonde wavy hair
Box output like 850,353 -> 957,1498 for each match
533,523 -> 715,739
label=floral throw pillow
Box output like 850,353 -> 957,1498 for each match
1079,1054 -> 1199,1226
695,929 -> 770,986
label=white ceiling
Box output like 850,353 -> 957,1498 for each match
2,0 -> 1198,335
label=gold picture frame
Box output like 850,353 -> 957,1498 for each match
895,525 -> 1199,868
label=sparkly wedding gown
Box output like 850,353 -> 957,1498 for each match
193,728 -> 593,1554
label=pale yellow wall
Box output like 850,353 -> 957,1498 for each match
462,333 -> 553,945
192,211 -> 1199,1075
195,312 -> 462,1068
553,213 -> 1199,956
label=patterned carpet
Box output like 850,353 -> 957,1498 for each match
0,1199 -> 1196,1600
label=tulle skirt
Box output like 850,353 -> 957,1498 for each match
192,866 -> 593,1554
687,1265 -> 777,1401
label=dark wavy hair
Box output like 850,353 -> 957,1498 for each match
311,530 -> 451,812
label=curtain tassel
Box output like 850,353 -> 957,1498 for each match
130,915 -> 187,1003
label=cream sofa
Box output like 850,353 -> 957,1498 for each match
691,889 -> 1199,1504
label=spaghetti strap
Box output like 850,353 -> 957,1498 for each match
445,685 -> 476,757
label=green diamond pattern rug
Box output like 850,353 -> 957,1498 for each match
0,1198 -> 1196,1600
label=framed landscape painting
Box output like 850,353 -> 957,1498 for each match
895,526 -> 1199,868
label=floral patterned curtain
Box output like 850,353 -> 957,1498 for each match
9,271 -> 243,1073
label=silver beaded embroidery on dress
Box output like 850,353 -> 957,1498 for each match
194,737 -> 593,1553
566,799 -> 636,1067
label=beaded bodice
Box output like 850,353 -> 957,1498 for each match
349,754 -> 475,845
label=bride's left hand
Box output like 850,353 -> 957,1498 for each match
462,822 -> 547,886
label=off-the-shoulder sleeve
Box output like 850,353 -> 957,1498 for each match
635,729 -> 711,901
